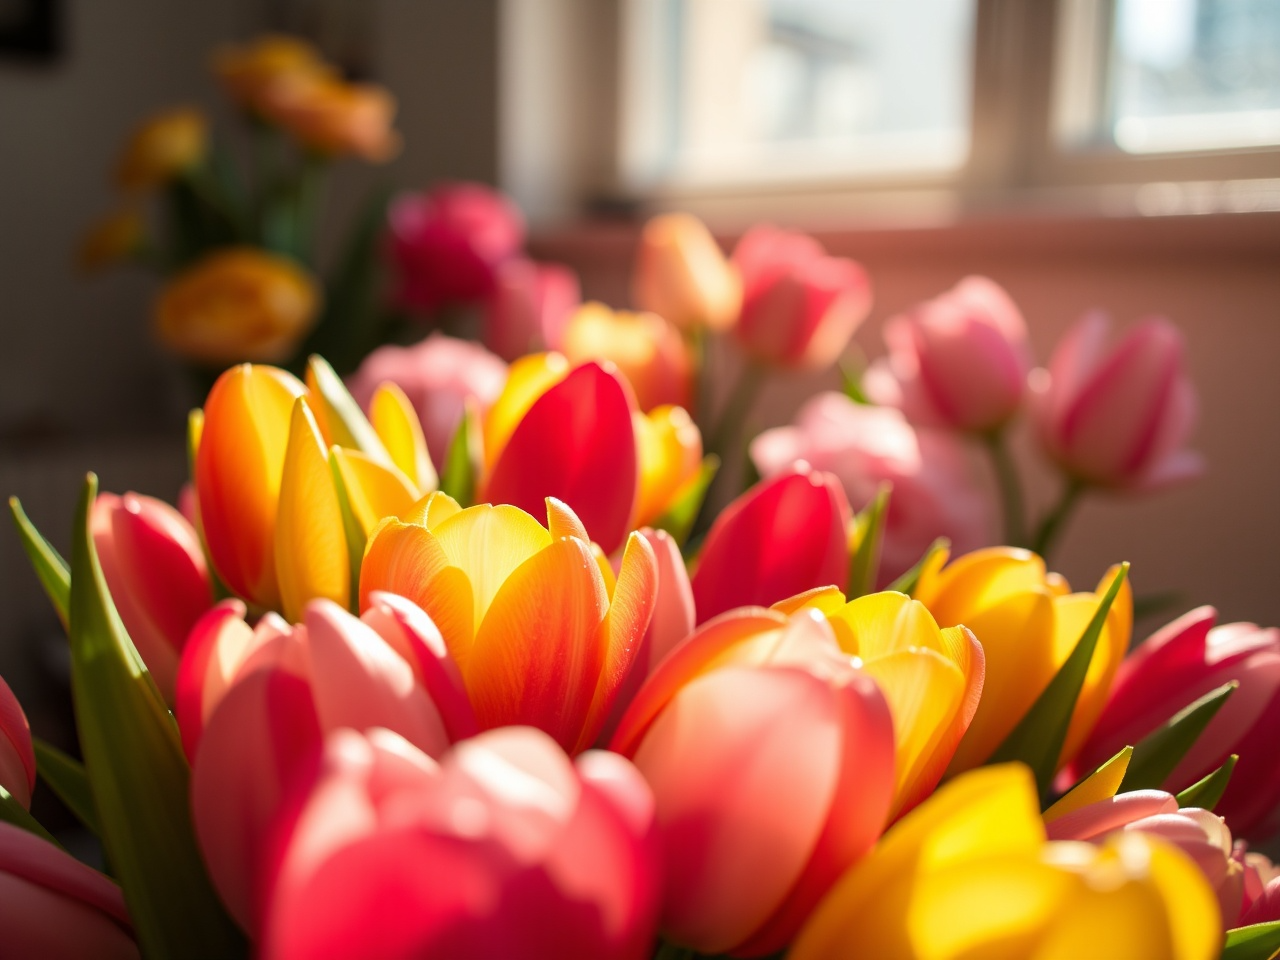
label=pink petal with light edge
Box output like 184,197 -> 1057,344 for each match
0,675 -> 35,809
1044,791 -> 1178,842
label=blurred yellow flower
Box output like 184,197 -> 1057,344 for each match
115,107 -> 208,192
211,35 -> 332,111
77,209 -> 144,273
154,248 -> 320,364
257,73 -> 401,162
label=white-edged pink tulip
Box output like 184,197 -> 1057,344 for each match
0,675 -> 35,810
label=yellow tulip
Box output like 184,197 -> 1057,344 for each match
154,248 -> 320,364
913,547 -> 1132,774
775,588 -> 984,820
212,35 -> 332,110
633,405 -> 702,529
560,302 -> 693,412
77,209 -> 144,273
115,107 -> 208,192
790,764 -> 1220,960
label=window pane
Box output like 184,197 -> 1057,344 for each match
1111,0 -> 1280,153
627,0 -> 975,186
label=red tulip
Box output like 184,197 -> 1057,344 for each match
1069,606 -> 1280,839
732,225 -> 871,370
388,182 -> 524,311
484,360 -> 639,554
611,608 -> 895,955
0,675 -> 35,810
690,464 -> 850,623
185,594 -> 474,930
1032,312 -> 1202,489
0,822 -> 138,959
262,726 -> 661,960
482,257 -> 581,361
91,492 -> 213,703
866,276 -> 1031,432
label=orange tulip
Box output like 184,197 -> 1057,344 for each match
155,248 -> 320,365
632,213 -> 741,332
359,493 -> 658,754
560,302 -> 693,412
115,107 -> 208,192
256,73 -> 400,162
212,35 -> 331,111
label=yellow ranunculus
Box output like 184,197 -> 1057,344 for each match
115,107 -> 208,192
77,209 -> 144,273
212,35 -> 331,110
790,764 -> 1220,960
154,248 -> 320,364
257,73 -> 400,162
914,546 -> 1132,775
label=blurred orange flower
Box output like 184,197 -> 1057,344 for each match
115,107 -> 208,192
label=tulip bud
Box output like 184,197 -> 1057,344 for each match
866,276 -> 1031,432
690,464 -> 851,623
1032,312 -> 1202,489
482,258 -> 581,361
388,183 -> 525,312
91,492 -> 213,704
632,212 -> 741,333
732,225 -> 871,370
752,393 -> 991,586
0,822 -> 139,959
0,676 -> 35,810
114,107 -> 207,192
561,302 -> 693,413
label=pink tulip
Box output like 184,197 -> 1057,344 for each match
731,225 -> 872,370
1032,312 -> 1202,489
612,608 -> 895,955
1046,790 -> 1243,925
91,492 -> 213,704
484,361 -> 639,554
1070,606 -> 1280,839
185,594 -> 475,930
482,258 -> 581,361
387,182 -> 525,311
751,393 -> 991,586
0,822 -> 138,959
348,334 -> 508,473
1238,850 -> 1280,926
690,464 -> 850,624
262,726 -> 661,960
865,276 -> 1031,432
0,675 -> 35,810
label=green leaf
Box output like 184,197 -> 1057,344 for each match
0,784 -> 62,848
1223,921 -> 1280,960
886,537 -> 950,597
67,473 -> 246,959
33,738 -> 101,837
839,360 -> 872,405
653,456 -> 720,548
847,484 -> 891,600
329,450 -> 367,610
987,563 -> 1130,797
440,403 -> 482,508
1120,681 -> 1237,792
9,496 -> 71,629
1175,754 -> 1237,811
306,355 -> 393,466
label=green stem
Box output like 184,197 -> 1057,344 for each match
706,359 -> 766,462
294,152 -> 328,267
1031,477 -> 1087,561
982,427 -> 1027,548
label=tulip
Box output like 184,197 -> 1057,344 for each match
1032,312 -> 1202,490
751,393 -> 991,585
0,675 -> 35,810
913,546 -> 1132,774
1239,851 -> 1280,927
789,764 -> 1220,960
348,334 -> 508,474
212,35 -> 332,112
185,593 -> 473,930
114,107 -> 208,192
560,302 -> 693,413
91,492 -> 213,703
0,822 -> 139,959
482,356 -> 641,553
482,258 -> 581,361
388,183 -> 525,312
611,607 -> 895,955
360,493 -> 657,753
731,225 -> 871,370
155,248 -> 320,365
865,275 -> 1032,432
255,73 -> 400,162
631,212 -> 741,333
690,464 -> 850,624
262,725 -> 661,960
633,405 -> 703,529
77,209 -> 144,274
779,589 -> 985,820
1046,790 -> 1244,926
1070,606 -> 1280,839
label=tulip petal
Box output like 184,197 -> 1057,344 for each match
330,447 -> 418,537
483,351 -> 570,472
546,496 -> 590,543
275,398 -> 350,623
369,382 -> 437,492
305,355 -> 393,467
1045,746 -> 1134,823
465,538 -> 609,750
399,490 -> 461,529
